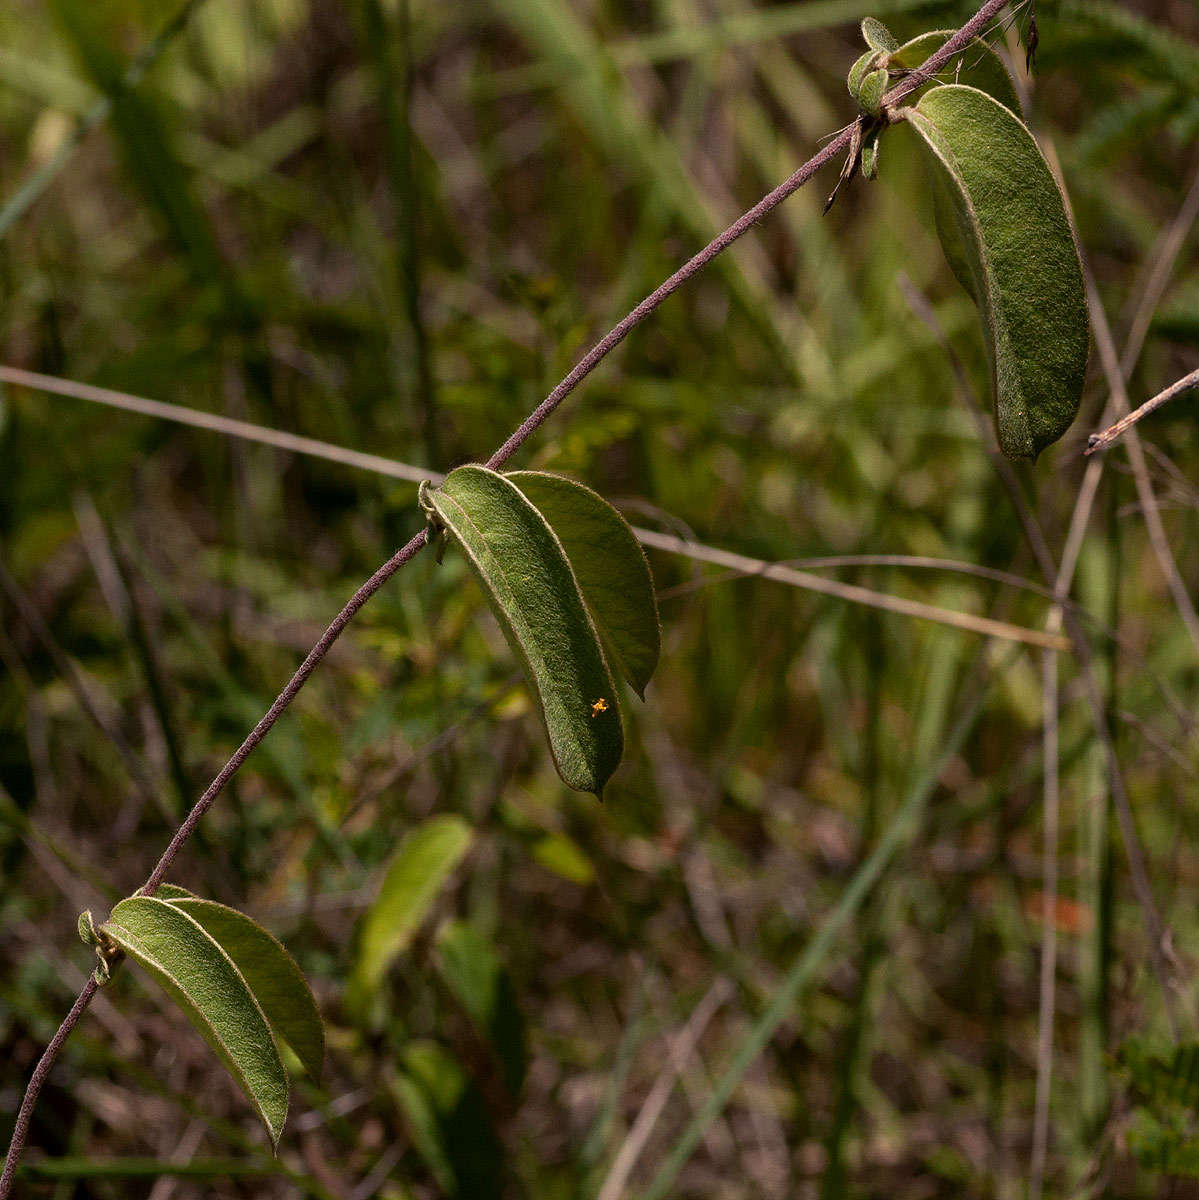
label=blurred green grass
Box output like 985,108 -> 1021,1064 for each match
1,0 -> 1198,1196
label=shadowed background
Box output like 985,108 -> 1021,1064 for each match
1,0 -> 1198,1195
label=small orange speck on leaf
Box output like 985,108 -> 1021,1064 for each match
590,698 -> 609,718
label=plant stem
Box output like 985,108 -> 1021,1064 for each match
0,2 -> 1015,1187
0,978 -> 99,1197
1085,367 -> 1199,454
487,0 -> 1011,470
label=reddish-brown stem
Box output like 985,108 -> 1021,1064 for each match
0,1 -> 1014,1188
0,978 -> 98,1197
1086,367 -> 1199,454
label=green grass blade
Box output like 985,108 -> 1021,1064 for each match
639,652 -> 1007,1200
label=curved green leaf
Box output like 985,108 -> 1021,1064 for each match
847,50 -> 877,100
905,85 -> 1089,460
166,899 -> 323,1083
858,69 -> 887,117
506,470 -> 660,699
100,897 -> 288,1150
861,17 -> 898,54
390,1040 -> 504,1198
436,921 -> 527,1095
890,31 -> 1022,117
427,465 -> 623,796
150,884 -> 197,901
356,814 -> 474,994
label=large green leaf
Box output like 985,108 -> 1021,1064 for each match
436,920 -> 527,1095
426,465 -> 623,796
164,898 -> 323,1083
889,31 -> 1022,116
355,815 -> 474,994
100,897 -> 288,1150
506,470 -> 659,698
904,85 -> 1089,460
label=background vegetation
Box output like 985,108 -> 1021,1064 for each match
1,0 -> 1197,1195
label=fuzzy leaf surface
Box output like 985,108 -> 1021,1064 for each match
906,85 -> 1089,460
861,17 -> 898,53
166,898 -> 324,1082
100,897 -> 288,1150
507,470 -> 659,698
151,884 -> 197,901
890,31 -> 1022,116
428,465 -> 623,795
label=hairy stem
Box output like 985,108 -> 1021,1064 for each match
0,979 -> 99,1197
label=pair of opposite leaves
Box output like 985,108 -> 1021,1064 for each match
424,467 -> 660,800
852,21 -> 1090,462
92,887 -> 323,1151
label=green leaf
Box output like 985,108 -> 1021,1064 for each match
151,884 -> 197,901
847,49 -> 877,100
436,921 -> 527,1095
355,815 -> 474,994
861,17 -> 898,54
904,85 -> 1089,460
390,1041 -> 504,1198
858,68 -> 887,117
506,470 -> 660,698
861,129 -> 881,180
889,31 -> 1022,116
426,465 -> 623,796
100,897 -> 288,1150
531,831 -> 595,885
164,898 -> 324,1083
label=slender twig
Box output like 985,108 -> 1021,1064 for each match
0,978 -> 99,1196
597,978 -> 732,1200
0,366 -> 432,485
0,2 -> 1019,1187
1086,368 -> 1199,454
1029,646 -> 1060,1200
2,367 -> 1069,648
656,552 -> 1076,607
634,527 -> 1069,651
